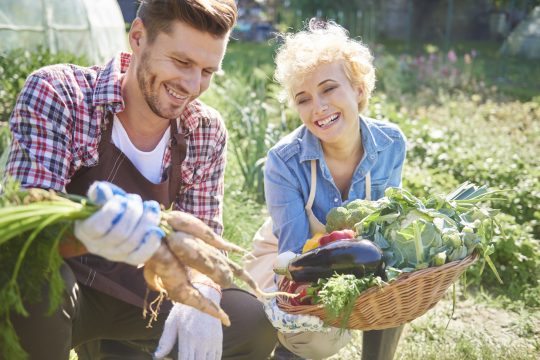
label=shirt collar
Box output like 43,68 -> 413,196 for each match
298,116 -> 393,162
92,52 -> 129,112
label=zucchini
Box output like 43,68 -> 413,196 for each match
274,239 -> 385,282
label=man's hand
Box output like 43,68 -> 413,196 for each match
154,284 -> 223,360
74,181 -> 164,265
264,296 -> 329,334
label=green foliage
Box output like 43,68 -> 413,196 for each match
0,47 -> 88,123
202,66 -> 290,203
466,214 -> 540,305
401,97 -> 540,237
0,122 -> 10,174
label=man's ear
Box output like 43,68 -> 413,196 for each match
128,18 -> 146,54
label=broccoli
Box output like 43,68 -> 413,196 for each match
346,207 -> 373,229
345,199 -> 373,211
325,207 -> 350,233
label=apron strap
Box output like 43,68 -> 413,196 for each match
304,159 -> 373,235
305,160 -> 317,211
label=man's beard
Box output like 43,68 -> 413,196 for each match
136,51 -> 184,120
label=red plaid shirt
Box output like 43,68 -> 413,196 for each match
7,52 -> 226,235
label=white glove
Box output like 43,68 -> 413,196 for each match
74,181 -> 164,265
154,284 -> 223,360
264,295 -> 329,334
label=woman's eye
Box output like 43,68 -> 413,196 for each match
324,86 -> 336,93
297,98 -> 310,105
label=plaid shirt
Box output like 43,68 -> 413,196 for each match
7,52 -> 226,235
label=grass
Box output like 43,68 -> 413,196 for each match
328,291 -> 540,360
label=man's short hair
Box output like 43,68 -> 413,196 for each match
137,0 -> 237,41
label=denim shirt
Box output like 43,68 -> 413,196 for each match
264,116 -> 407,254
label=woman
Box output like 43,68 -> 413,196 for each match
254,19 -> 407,360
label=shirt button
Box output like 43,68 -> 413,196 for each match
334,198 -> 339,203
369,154 -> 375,160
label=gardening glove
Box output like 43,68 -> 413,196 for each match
154,283 -> 223,360
263,289 -> 329,334
74,181 -> 164,265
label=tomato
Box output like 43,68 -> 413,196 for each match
318,229 -> 355,246
280,279 -> 312,306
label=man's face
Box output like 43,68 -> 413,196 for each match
134,21 -> 228,120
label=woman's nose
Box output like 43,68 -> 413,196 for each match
314,98 -> 329,114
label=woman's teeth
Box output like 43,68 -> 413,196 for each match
316,114 -> 339,128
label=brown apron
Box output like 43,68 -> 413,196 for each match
65,113 -> 186,312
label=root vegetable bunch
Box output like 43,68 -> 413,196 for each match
0,182 -> 289,359
144,210 -> 284,326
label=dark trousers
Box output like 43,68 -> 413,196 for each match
362,326 -> 404,360
11,264 -> 277,360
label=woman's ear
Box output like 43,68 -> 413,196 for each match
356,86 -> 364,104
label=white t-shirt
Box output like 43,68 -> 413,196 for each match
111,115 -> 171,184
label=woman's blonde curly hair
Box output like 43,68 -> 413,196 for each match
274,19 -> 375,113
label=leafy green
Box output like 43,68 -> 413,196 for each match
310,273 -> 384,328
355,182 -> 505,275
0,180 -> 97,359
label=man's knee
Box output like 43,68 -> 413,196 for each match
11,263 -> 79,359
221,288 -> 277,360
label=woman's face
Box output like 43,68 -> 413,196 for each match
291,61 -> 361,146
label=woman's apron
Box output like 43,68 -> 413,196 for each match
244,160 -> 371,291
65,113 -> 186,312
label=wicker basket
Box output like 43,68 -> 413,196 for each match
277,252 -> 479,330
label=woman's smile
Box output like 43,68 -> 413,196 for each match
314,112 -> 340,128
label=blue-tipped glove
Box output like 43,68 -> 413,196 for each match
154,283 -> 223,360
74,181 -> 164,265
263,287 -> 330,334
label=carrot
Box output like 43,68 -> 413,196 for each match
145,244 -> 231,327
165,232 -> 234,288
225,257 -> 295,299
162,211 -> 247,254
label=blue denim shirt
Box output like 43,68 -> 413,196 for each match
264,116 -> 407,254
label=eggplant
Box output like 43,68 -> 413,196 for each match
274,239 -> 385,282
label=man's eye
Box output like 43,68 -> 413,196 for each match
175,58 -> 188,65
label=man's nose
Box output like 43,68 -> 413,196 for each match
183,70 -> 202,97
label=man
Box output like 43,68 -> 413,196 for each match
6,1 -> 276,359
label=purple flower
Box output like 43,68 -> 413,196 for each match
447,50 -> 457,63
